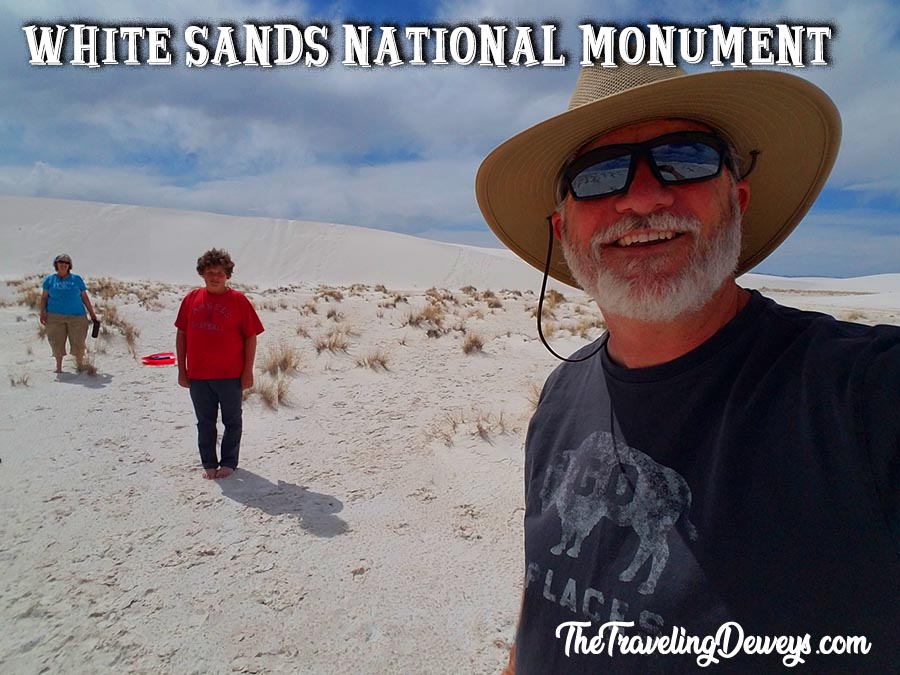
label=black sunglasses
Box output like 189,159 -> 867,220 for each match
560,131 -> 734,200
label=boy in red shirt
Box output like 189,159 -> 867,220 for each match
175,249 -> 264,479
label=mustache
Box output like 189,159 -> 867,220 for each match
592,212 -> 702,248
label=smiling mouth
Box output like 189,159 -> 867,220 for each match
613,230 -> 684,248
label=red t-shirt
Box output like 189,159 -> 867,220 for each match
175,288 -> 264,380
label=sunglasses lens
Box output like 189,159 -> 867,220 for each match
650,140 -> 722,183
569,151 -> 631,198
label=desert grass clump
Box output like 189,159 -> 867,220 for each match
300,299 -> 318,315
485,296 -> 503,309
569,315 -> 607,339
541,321 -> 558,339
326,308 -> 344,322
260,341 -> 302,376
254,379 -> 279,409
462,333 -> 484,354
374,284 -> 388,293
296,324 -> 310,338
426,408 -> 509,446
98,303 -> 140,357
315,326 -> 352,354
348,283 -> 370,296
16,286 -> 42,311
316,286 -> 344,302
426,287 -> 455,305
427,409 -> 467,445
472,410 -> 508,443
88,277 -> 127,301
9,373 -> 30,387
545,289 -> 567,307
355,348 -> 391,371
525,381 -> 543,413
460,285 -> 478,297
77,354 -> 98,376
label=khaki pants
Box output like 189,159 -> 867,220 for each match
46,313 -> 89,359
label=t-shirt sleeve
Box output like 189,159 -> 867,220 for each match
75,275 -> 87,292
240,295 -> 264,337
42,275 -> 51,291
861,330 -> 900,553
174,291 -> 194,330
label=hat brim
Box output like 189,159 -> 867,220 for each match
476,70 -> 841,288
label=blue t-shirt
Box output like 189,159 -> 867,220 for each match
42,273 -> 87,316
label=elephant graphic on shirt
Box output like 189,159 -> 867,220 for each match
540,431 -> 698,595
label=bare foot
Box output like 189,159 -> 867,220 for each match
202,468 -> 217,479
216,467 -> 235,478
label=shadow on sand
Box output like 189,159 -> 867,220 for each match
55,371 -> 113,389
217,469 -> 348,538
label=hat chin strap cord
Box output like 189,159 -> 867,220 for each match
537,216 -> 606,363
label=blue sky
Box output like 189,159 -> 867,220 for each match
2,0 -> 898,277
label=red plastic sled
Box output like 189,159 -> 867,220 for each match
142,352 -> 176,366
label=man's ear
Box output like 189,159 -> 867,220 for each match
736,180 -> 750,215
550,211 -> 564,241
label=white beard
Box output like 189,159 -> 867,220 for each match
560,196 -> 742,323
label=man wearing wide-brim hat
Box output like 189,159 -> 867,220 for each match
478,63 -> 900,674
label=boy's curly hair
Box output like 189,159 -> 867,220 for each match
196,248 -> 235,278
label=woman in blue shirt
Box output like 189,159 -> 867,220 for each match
40,254 -> 98,373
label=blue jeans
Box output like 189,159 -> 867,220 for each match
188,378 -> 243,470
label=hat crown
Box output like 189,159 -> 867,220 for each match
568,63 -> 687,111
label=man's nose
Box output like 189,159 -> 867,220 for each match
613,156 -> 675,216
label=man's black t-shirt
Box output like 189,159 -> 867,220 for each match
516,291 -> 900,673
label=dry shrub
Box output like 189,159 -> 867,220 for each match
301,300 -> 318,315
843,310 -> 865,322
525,381 -> 543,413
545,289 -> 567,307
315,327 -> 351,354
326,308 -> 344,321
427,408 -> 509,446
473,410 -> 508,443
98,303 -> 140,357
317,286 -> 344,302
541,321 -> 558,339
569,315 -> 607,339
296,324 -> 310,338
374,284 -> 388,293
260,341 -> 302,376
276,377 -> 291,405
254,379 -> 279,409
486,296 -> 503,309
0,298 -> 12,308
9,374 -> 30,387
17,286 -> 42,310
355,348 -> 390,371
460,285 -> 478,296
463,333 -> 484,354
426,287 -> 454,304
89,277 -> 127,301
77,354 -> 98,376
348,283 -> 369,296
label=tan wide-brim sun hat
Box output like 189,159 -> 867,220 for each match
475,64 -> 841,288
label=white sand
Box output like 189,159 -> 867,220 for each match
1,197 -> 898,673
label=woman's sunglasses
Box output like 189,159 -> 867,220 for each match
560,131 -> 735,200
